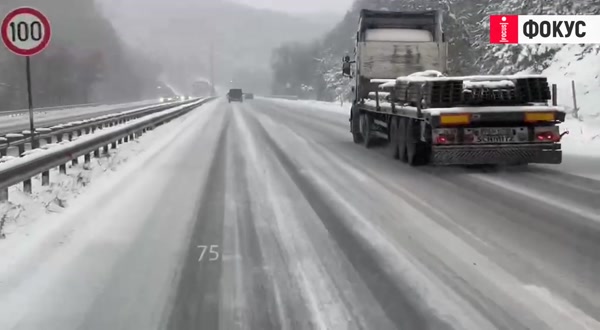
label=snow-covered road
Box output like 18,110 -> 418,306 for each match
0,100 -> 157,135
1,98 -> 600,330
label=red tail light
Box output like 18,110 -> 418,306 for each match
536,131 -> 559,142
436,135 -> 455,144
433,128 -> 458,144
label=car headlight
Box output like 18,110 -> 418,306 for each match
159,97 -> 165,102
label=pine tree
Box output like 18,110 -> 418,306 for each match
268,0 -> 600,100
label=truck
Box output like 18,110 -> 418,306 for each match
227,88 -> 243,103
345,9 -> 566,166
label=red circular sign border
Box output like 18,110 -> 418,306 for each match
1,7 -> 52,57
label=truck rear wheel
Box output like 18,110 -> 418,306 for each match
406,119 -> 429,166
359,113 -> 374,148
387,117 -> 399,159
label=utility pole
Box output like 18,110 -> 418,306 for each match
209,41 -> 215,96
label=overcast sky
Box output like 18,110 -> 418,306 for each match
232,0 -> 354,14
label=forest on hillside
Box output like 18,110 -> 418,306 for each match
0,0 -> 160,111
100,0 -> 336,95
270,0 -> 600,102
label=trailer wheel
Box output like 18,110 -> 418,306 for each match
387,117 -> 399,159
406,119 -> 429,166
359,113 -> 374,148
398,117 -> 408,163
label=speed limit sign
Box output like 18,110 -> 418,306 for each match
1,7 -> 52,149
1,7 -> 51,57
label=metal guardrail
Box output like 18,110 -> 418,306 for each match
0,102 -> 104,116
0,101 -> 190,157
0,97 -> 215,200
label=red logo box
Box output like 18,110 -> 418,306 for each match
489,15 -> 519,44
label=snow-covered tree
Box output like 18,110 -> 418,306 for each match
269,0 -> 600,100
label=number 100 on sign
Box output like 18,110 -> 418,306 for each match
11,20 -> 43,43
1,7 -> 51,57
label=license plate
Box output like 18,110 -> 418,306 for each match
473,127 -> 523,143
480,128 -> 513,135
480,135 -> 514,143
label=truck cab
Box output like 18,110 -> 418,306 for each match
348,9 -> 448,102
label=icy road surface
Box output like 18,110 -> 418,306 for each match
1,98 -> 600,330
0,100 -> 157,135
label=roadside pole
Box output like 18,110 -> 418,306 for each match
2,7 -> 52,150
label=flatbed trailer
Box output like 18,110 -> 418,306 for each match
346,9 -> 566,166
355,85 -> 566,166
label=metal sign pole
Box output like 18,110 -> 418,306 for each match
26,56 -> 36,149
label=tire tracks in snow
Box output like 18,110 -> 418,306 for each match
166,105 -> 230,330
240,104 -> 453,330
245,100 -> 600,329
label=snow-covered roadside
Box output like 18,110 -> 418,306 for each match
0,101 -> 201,242
540,45 -> 600,118
0,101 -> 197,169
0,100 -> 158,131
531,45 -> 600,157
260,97 -> 351,116
0,100 -> 156,118
558,117 -> 600,157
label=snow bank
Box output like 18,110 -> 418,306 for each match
261,97 -> 351,116
0,101 -> 203,241
293,100 -> 351,115
537,45 -> 600,117
559,117 -> 600,157
530,45 -> 600,157
0,102 -> 198,173
0,100 -> 157,132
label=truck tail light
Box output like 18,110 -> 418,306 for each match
436,135 -> 453,144
433,128 -> 457,144
536,131 -> 560,142
534,126 -> 560,142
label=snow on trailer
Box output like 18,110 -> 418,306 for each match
463,80 -> 515,89
363,100 -> 565,115
374,72 -> 557,110
357,73 -> 566,166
